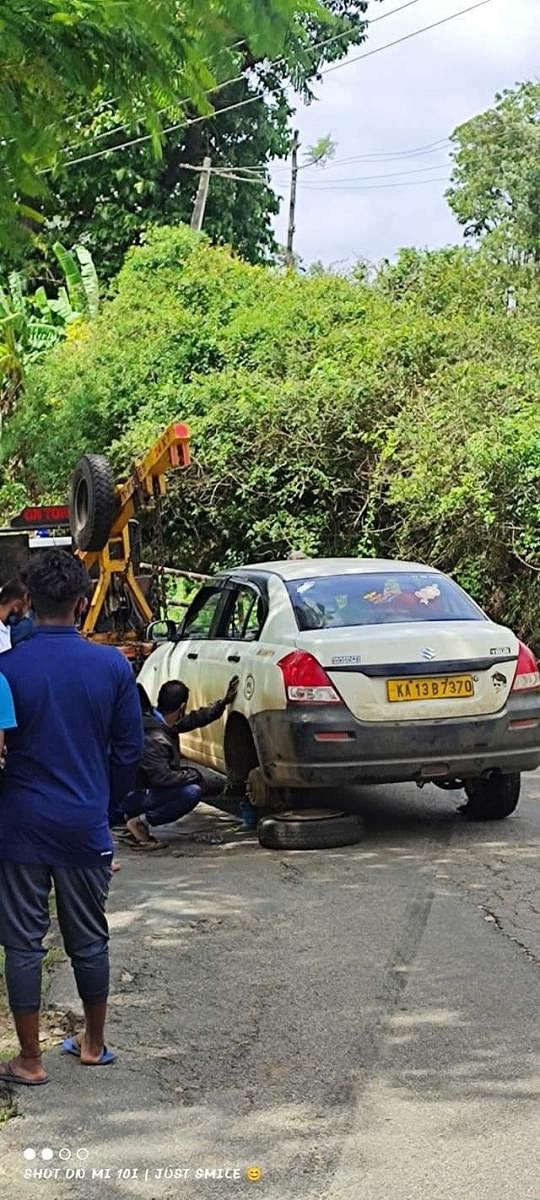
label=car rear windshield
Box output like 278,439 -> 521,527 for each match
286,572 -> 485,631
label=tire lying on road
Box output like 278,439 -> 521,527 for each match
70,454 -> 117,551
464,772 -> 521,820
257,810 -> 363,851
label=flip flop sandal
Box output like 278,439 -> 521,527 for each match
128,838 -> 169,852
62,1038 -> 116,1066
0,1061 -> 48,1086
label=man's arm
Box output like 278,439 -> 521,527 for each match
173,698 -> 227,734
109,660 -> 145,806
173,676 -> 239,734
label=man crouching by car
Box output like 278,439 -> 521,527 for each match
124,677 -> 238,850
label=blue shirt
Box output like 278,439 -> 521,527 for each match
0,673 -> 16,730
0,627 -> 144,867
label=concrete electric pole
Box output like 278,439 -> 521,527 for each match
190,157 -> 212,231
286,131 -> 300,265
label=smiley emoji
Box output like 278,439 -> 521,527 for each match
245,1165 -> 263,1183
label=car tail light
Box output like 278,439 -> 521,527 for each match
511,641 -> 540,693
278,651 -> 342,704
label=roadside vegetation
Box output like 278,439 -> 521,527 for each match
3,222 -> 539,645
0,76 -> 538,646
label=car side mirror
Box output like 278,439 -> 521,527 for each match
146,619 -> 178,643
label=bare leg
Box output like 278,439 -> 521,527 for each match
2,1011 -> 48,1083
80,1000 -> 108,1064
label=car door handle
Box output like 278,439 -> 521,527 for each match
187,652 -> 199,660
227,653 -> 241,663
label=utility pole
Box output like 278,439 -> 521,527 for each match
286,130 -> 300,265
190,156 -> 212,231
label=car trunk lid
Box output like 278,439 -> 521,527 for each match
296,622 -> 518,721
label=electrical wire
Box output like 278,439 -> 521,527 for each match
42,0 -> 425,167
42,0 -> 493,176
322,0 -> 494,76
231,138 -> 451,175
297,160 -> 451,184
299,174 -> 451,191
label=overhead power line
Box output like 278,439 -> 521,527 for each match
321,0 -> 494,77
233,137 -> 451,175
43,0 -> 493,175
298,161 -> 451,184
299,175 -> 451,191
41,0 -> 425,170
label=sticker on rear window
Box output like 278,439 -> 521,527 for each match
414,584 -> 441,605
331,654 -> 363,665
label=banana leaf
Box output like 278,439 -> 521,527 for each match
75,245 -> 100,318
52,241 -> 87,315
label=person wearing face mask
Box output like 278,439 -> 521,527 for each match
123,676 -> 239,849
0,579 -> 28,652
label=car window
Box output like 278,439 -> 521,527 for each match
286,572 -> 485,631
223,585 -> 265,642
182,587 -> 223,639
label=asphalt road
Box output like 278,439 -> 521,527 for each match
1,773 -> 539,1200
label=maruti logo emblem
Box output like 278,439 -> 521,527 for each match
422,647 -> 436,661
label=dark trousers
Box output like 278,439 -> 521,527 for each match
0,861 -> 111,1014
126,784 -> 202,828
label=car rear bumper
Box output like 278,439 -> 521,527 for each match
250,695 -> 540,788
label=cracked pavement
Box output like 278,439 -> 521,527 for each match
0,772 -> 538,1199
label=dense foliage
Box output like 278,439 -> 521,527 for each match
4,226 -> 539,646
0,0 -> 326,252
12,2 -> 369,277
447,81 -> 540,261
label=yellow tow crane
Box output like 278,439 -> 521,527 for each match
70,422 -> 191,665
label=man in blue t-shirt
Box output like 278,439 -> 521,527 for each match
0,551 -> 144,1086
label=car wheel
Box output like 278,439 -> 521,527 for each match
463,772 -> 521,820
246,766 -> 289,814
257,809 -> 364,851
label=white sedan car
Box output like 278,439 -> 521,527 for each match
139,558 -> 540,822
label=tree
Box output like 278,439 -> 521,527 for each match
6,227 -> 540,647
0,0 -> 325,253
15,2 -> 370,276
0,243 -> 100,417
447,82 -> 540,261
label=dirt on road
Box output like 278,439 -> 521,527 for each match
0,774 -> 538,1200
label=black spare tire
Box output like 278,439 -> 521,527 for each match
258,810 -> 363,851
70,454 -> 116,551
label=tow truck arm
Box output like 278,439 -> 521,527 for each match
73,422 -> 190,639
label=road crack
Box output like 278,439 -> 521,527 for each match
479,904 -> 540,968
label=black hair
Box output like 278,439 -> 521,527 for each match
27,550 -> 90,620
0,578 -> 27,605
157,680 -> 189,714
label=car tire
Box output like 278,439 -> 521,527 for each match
463,772 -> 521,820
70,454 -> 117,551
257,810 -> 363,851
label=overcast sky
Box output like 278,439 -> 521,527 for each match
271,0 -> 538,267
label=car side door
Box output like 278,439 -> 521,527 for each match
166,582 -> 229,765
191,580 -> 269,766
176,580 -> 267,770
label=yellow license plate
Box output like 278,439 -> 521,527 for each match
387,675 -> 475,702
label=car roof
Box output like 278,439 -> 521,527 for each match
226,557 -> 437,581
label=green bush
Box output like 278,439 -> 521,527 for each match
4,227 -> 539,646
